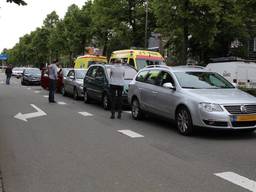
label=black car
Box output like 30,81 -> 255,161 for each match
83,64 -> 137,109
21,68 -> 41,85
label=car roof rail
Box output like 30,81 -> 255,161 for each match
144,65 -> 170,69
183,65 -> 205,69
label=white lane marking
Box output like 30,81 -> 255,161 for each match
14,104 -> 47,122
43,95 -> 49,98
78,112 -> 93,117
57,102 -> 66,105
27,87 -> 31,90
215,172 -> 256,192
34,91 -> 40,93
118,130 -> 144,138
124,111 -> 132,114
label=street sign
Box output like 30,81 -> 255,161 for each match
0,54 -> 8,60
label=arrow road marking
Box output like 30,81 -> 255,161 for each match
215,172 -> 256,192
118,130 -> 144,138
78,112 -> 93,117
14,104 -> 47,122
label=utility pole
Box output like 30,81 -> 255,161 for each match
144,0 -> 148,49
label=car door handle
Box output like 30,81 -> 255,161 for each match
152,91 -> 158,94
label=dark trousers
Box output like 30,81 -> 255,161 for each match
110,85 -> 123,115
6,76 -> 11,85
49,79 -> 56,102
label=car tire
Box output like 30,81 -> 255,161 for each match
21,79 -> 25,86
73,88 -> 79,100
131,98 -> 144,120
61,86 -> 66,96
84,89 -> 90,103
102,94 -> 110,110
176,106 -> 194,136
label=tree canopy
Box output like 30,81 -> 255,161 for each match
3,0 -> 256,66
6,0 -> 27,6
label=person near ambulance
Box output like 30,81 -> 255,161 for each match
109,59 -> 125,119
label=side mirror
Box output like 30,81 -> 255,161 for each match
163,82 -> 175,90
232,83 -> 238,88
69,75 -> 75,79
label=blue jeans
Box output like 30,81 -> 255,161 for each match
49,79 -> 56,102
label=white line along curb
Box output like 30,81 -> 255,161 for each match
215,172 -> 256,192
118,130 -> 144,138
78,112 -> 93,117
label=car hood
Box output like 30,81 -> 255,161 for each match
185,88 -> 256,104
28,74 -> 41,78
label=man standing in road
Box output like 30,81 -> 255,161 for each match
48,59 -> 58,103
5,64 -> 12,85
109,59 -> 125,119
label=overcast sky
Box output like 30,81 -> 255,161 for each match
0,0 -> 86,52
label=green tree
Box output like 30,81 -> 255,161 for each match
6,0 -> 27,5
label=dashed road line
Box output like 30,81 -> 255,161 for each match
34,91 -> 41,93
78,112 -> 93,117
43,95 -> 49,98
57,102 -> 67,105
118,130 -> 144,138
215,172 -> 256,192
124,111 -> 131,114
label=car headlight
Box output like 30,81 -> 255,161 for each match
199,103 -> 223,112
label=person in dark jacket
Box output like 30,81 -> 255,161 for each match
5,64 -> 12,85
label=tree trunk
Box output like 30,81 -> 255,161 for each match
182,0 -> 189,65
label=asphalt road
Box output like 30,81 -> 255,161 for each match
0,73 -> 256,192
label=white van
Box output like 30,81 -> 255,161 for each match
206,60 -> 256,88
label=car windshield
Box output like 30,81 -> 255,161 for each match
136,59 -> 166,70
25,68 -> 41,75
174,71 -> 235,89
106,65 -> 137,80
76,70 -> 86,79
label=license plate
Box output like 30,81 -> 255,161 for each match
232,115 -> 256,122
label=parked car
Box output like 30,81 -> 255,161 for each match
12,67 -> 24,78
41,67 -> 72,93
62,69 -> 87,100
21,68 -> 41,85
83,64 -> 137,109
128,65 -> 256,135
206,57 -> 256,88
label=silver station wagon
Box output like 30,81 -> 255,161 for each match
128,65 -> 256,135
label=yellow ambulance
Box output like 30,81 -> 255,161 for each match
109,49 -> 165,70
74,55 -> 107,69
